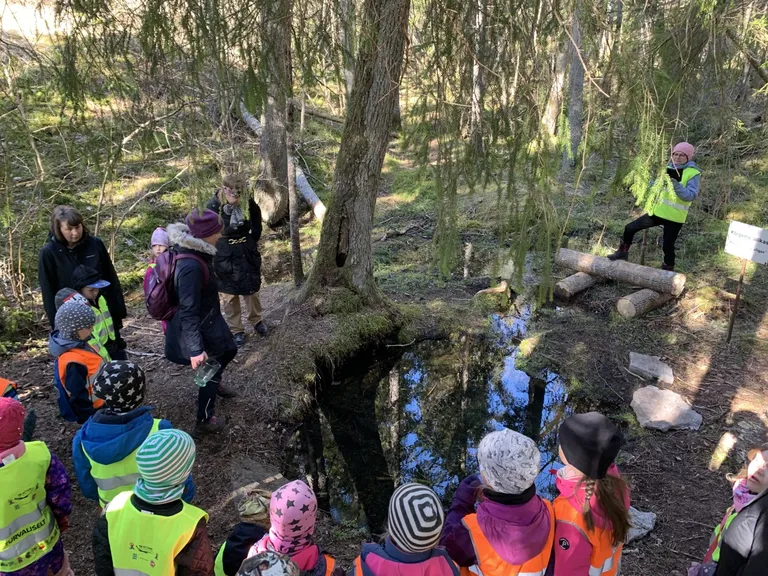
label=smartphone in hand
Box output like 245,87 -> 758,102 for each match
667,167 -> 682,182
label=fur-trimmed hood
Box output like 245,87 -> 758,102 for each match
167,222 -> 217,256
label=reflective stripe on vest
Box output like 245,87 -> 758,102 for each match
92,295 -> 116,348
553,496 -> 623,576
84,419 -> 163,505
0,442 -> 61,571
107,491 -> 208,575
706,507 -> 738,563
650,166 -> 701,224
460,499 -> 555,576
214,542 -> 227,576
57,348 -> 105,410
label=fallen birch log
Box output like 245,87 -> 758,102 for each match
555,248 -> 686,296
617,289 -> 675,318
239,101 -> 327,221
554,272 -> 598,299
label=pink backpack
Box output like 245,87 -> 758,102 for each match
145,249 -> 209,320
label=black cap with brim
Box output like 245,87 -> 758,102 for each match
71,264 -> 108,291
559,412 -> 623,479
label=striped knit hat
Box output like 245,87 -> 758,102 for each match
134,429 -> 196,504
388,483 -> 445,553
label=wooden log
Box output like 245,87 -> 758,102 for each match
240,101 -> 327,221
617,289 -> 674,318
555,248 -> 687,296
554,272 -> 598,299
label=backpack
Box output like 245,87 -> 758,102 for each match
145,249 -> 210,321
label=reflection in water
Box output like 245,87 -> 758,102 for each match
300,311 -> 570,533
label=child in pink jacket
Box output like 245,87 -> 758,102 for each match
550,412 -> 630,576
143,227 -> 169,332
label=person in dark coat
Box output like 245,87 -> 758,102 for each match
38,205 -> 127,354
713,446 -> 768,576
164,210 -> 238,436
208,174 -> 267,346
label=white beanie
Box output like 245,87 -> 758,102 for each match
477,428 -> 541,494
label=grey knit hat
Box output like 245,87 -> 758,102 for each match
237,552 -> 300,576
388,483 -> 444,553
477,428 -> 541,494
54,299 -> 96,340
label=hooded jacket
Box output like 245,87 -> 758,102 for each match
715,487 -> 768,576
441,474 -> 552,568
213,199 -> 263,296
72,406 -> 195,504
550,464 -> 630,576
164,223 -> 237,363
349,539 -> 459,576
38,231 -> 126,329
48,330 -> 104,423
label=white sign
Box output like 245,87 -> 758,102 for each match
725,221 -> 768,265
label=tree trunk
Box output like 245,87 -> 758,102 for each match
339,0 -> 356,99
469,0 -> 487,157
299,0 -> 411,304
287,100 -> 305,286
542,42 -> 568,136
555,248 -> 687,296
256,0 -> 292,227
562,8 -> 584,169
616,289 -> 674,318
554,271 -> 598,299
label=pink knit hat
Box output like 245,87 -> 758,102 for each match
151,227 -> 169,247
0,397 -> 26,451
672,142 -> 694,162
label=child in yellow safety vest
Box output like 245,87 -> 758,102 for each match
688,443 -> 768,576
49,299 -> 106,423
219,480 -> 344,576
71,264 -> 124,361
441,428 -> 554,576
0,397 -> 74,576
551,412 -> 631,576
72,360 -> 196,507
93,429 -> 213,576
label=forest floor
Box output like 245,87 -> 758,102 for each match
2,137 -> 768,575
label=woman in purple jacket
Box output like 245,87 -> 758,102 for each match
440,428 -> 554,573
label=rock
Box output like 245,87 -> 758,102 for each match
631,386 -> 702,431
629,352 -> 674,384
627,506 -> 656,543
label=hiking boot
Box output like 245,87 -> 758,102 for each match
217,382 -> 238,398
193,415 -> 227,438
254,321 -> 268,337
607,242 -> 631,261
233,332 -> 246,348
661,262 -> 675,271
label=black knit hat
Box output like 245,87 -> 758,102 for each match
559,412 -> 623,479
92,361 -> 146,413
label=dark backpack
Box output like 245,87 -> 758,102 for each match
145,249 -> 210,320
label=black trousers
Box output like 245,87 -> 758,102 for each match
623,214 -> 684,267
197,347 -> 237,422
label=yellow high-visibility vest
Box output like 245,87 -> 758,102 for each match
650,166 -> 701,224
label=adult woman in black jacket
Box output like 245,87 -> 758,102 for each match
208,175 -> 266,346
37,205 -> 127,358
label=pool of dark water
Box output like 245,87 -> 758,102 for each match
287,309 -> 572,533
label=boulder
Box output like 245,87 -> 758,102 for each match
629,352 -> 674,384
631,386 -> 702,431
627,506 -> 657,543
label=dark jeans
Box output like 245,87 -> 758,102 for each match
623,214 -> 684,267
197,347 -> 237,422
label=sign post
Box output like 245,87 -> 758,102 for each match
724,221 -> 768,344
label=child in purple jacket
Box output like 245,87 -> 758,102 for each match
0,397 -> 73,576
440,428 -> 554,573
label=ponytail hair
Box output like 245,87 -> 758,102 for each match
581,475 -> 630,546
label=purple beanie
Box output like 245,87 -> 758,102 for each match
185,209 -> 223,239
151,227 -> 169,247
